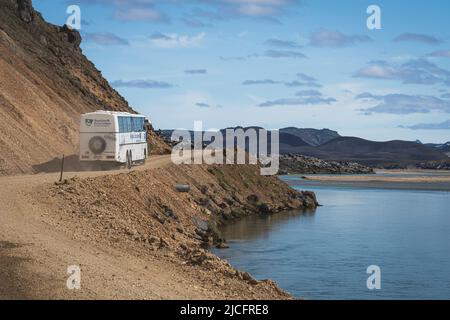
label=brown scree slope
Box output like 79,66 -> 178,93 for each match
0,0 -> 169,176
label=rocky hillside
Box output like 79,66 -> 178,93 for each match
46,163 -> 318,249
0,0 -> 169,176
280,154 -> 374,175
32,163 -> 318,299
416,160 -> 450,170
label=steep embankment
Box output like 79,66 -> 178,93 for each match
44,164 -> 318,246
0,163 -> 317,299
0,0 -> 169,176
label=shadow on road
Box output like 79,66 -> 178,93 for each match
0,240 -> 32,299
32,155 -> 121,173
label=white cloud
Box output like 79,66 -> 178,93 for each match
355,59 -> 450,86
401,120 -> 450,130
222,0 -> 295,17
309,29 -> 371,47
83,32 -> 129,46
150,32 -> 205,48
238,4 -> 277,16
356,63 -> 398,79
428,50 -> 450,58
355,93 -> 450,114
114,8 -> 168,22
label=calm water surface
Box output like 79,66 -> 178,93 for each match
214,175 -> 450,300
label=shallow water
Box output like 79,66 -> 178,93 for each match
214,177 -> 450,300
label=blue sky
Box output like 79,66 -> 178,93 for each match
34,0 -> 450,143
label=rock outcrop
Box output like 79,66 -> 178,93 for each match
280,154 -> 374,175
17,0 -> 33,23
0,0 -> 170,175
416,161 -> 450,170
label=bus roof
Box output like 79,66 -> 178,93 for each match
81,110 -> 146,118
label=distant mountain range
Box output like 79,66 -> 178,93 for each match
287,137 -> 448,167
423,142 -> 450,156
160,127 -> 339,147
279,127 -> 340,146
159,127 -> 450,168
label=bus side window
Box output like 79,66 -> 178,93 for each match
136,118 -> 143,132
126,117 -> 131,132
118,117 -> 124,133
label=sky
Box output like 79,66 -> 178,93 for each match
33,0 -> 450,143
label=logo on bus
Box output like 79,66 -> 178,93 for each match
131,133 -> 142,139
85,119 -> 111,127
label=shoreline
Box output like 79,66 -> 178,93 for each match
283,169 -> 450,192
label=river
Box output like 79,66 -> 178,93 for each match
214,174 -> 450,300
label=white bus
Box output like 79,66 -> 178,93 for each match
79,111 -> 148,168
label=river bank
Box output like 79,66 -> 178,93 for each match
294,169 -> 450,191
279,154 -> 374,175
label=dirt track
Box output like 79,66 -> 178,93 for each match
0,155 -> 219,299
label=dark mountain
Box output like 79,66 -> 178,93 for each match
280,127 -> 340,146
279,132 -> 311,147
160,128 -> 311,148
160,127 -> 328,148
290,137 -> 449,167
424,142 -> 450,155
439,142 -> 450,154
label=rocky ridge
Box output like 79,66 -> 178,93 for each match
280,154 -> 374,175
416,161 -> 450,171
